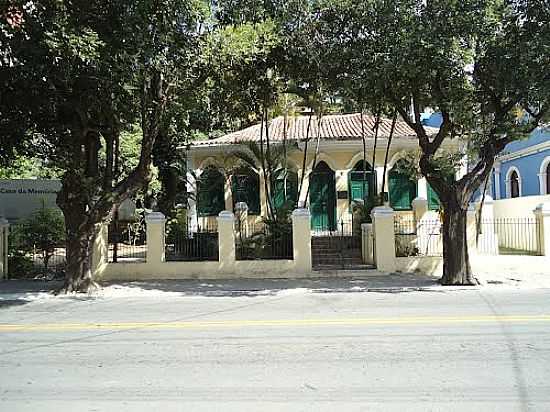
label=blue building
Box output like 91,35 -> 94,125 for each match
492,127 -> 550,199
421,111 -> 550,200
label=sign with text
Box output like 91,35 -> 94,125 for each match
0,179 -> 62,221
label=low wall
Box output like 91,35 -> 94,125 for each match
396,255 -> 550,277
93,209 -> 315,281
493,195 -> 550,218
97,259 -> 306,281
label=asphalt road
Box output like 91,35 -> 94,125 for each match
1,281 -> 549,411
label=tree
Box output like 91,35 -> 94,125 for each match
1,0 -> 208,291
15,204 -> 65,271
321,0 -> 549,284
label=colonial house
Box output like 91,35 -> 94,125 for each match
184,112 -> 457,232
491,126 -> 550,200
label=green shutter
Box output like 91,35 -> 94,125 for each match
349,171 -> 374,210
427,184 -> 440,210
389,172 -> 417,210
197,169 -> 224,216
272,172 -> 298,210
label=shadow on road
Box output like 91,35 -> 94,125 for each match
0,273 -> 447,302
98,273 -> 442,298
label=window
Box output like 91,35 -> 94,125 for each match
272,170 -> 298,210
541,158 -> 550,195
510,170 -> 520,198
348,160 -> 375,209
388,165 -> 417,211
197,167 -> 225,216
231,168 -> 260,215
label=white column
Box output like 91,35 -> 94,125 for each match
145,212 -> 166,264
292,209 -> 312,273
91,223 -> 108,277
494,164 -> 501,200
0,218 -> 9,279
217,211 -> 236,271
186,156 -> 198,233
361,223 -> 374,265
418,177 -> 428,199
297,169 -> 309,208
534,202 -> 550,256
412,197 -> 428,224
336,170 -> 351,222
375,166 -> 385,196
224,176 -> 233,212
371,206 -> 396,272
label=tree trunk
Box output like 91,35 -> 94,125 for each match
63,223 -> 97,293
440,204 -> 476,286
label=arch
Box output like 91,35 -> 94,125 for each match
539,156 -> 550,195
231,166 -> 261,215
387,152 -> 410,170
310,161 -> 337,231
307,153 -> 339,172
197,156 -> 223,172
345,152 -> 374,170
388,161 -> 417,211
197,166 -> 225,217
506,166 -> 522,198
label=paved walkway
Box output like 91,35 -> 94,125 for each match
1,267 -> 549,302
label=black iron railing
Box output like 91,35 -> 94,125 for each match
7,223 -> 66,278
236,220 -> 293,260
394,215 -> 442,257
476,218 -> 541,256
108,222 -> 147,263
165,219 -> 219,261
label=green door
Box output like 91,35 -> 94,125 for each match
310,162 -> 336,231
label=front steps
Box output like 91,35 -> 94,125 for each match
311,236 -> 367,270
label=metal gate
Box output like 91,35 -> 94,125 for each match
311,219 -> 363,270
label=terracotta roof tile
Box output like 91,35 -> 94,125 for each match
191,112 -> 438,146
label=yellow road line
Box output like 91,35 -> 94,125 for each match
1,315 -> 550,332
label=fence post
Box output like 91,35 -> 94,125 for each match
534,202 -> 550,256
372,206 -> 396,272
292,208 -> 312,273
145,212 -> 166,264
91,223 -> 108,277
0,218 -> 9,279
361,223 -> 374,265
217,211 -> 236,271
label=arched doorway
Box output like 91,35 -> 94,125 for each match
310,161 -> 336,231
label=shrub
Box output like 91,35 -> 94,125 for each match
12,205 -> 65,271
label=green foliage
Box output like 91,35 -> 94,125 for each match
10,204 -> 65,272
165,207 -> 188,244
0,155 -> 62,179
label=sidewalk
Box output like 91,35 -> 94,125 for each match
0,267 -> 548,302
